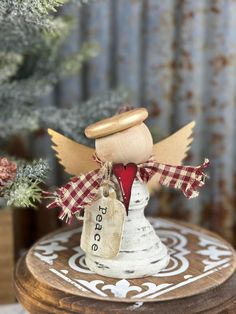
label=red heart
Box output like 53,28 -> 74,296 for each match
112,163 -> 137,214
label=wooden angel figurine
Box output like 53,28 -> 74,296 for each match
46,108 -> 209,279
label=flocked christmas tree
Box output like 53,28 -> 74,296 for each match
0,0 -> 127,207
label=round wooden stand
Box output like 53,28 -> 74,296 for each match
14,218 -> 236,314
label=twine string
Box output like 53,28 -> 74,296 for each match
102,161 -> 115,197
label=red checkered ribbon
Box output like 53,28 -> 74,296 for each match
44,157 -> 209,223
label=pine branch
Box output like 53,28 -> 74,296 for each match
0,0 -> 93,33
0,53 -> 23,83
0,1 -> 93,54
52,42 -> 99,79
0,79 -> 53,105
0,103 -> 39,140
39,89 -> 129,145
0,15 -> 72,54
0,0 -> 100,120
0,90 -> 129,143
0,42 -> 99,109
0,1 -> 61,48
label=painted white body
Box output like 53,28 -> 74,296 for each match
85,180 -> 170,279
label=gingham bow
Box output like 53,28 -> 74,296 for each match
45,157 -> 209,223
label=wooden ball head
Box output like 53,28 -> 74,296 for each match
95,123 -> 153,164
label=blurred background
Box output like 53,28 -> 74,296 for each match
0,0 -> 236,306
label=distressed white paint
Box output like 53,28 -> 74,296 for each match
85,180 -> 170,278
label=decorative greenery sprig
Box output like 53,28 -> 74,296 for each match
0,158 -> 50,208
5,181 -> 43,208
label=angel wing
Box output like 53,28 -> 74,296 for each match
148,121 -> 195,193
48,129 -> 99,176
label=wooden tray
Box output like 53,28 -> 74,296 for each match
15,218 -> 236,313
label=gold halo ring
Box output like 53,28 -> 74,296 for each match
85,108 -> 148,139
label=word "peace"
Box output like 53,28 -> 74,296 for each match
91,205 -> 107,252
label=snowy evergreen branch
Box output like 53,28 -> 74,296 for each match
0,42 -> 98,106
39,89 -> 129,146
0,90 -> 129,144
0,53 -> 23,83
0,0 -> 93,36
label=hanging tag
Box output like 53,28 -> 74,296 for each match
81,186 -> 126,258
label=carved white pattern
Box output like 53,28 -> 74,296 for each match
40,228 -> 81,244
133,283 -> 173,298
69,246 -> 93,274
197,236 -> 232,272
35,242 -> 66,255
34,242 -> 67,265
49,268 -> 88,292
102,279 -> 142,298
33,228 -> 81,265
33,219 -> 235,301
154,231 -> 190,277
75,279 -> 107,297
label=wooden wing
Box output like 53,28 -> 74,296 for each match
148,121 -> 195,193
48,129 -> 99,176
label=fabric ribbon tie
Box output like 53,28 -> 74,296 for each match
44,157 -> 210,223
